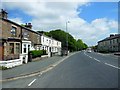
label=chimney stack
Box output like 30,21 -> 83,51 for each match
25,23 -> 32,29
0,9 -> 8,19
110,34 -> 114,37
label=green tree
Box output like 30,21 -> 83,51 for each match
76,39 -> 84,50
83,43 -> 88,49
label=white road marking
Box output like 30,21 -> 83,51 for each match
84,51 -> 119,70
28,79 -> 36,86
84,52 -> 86,55
94,58 -> 101,62
85,52 -> 101,63
105,63 -> 120,69
89,56 -> 92,59
84,52 -> 89,57
39,73 -> 42,76
84,52 -> 92,58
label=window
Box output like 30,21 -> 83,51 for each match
23,30 -> 29,39
52,40 -> 54,44
23,44 -> 27,53
52,47 -> 54,51
113,39 -> 115,44
43,46 -> 44,50
16,43 -> 20,53
28,45 -> 30,52
9,43 -> 14,54
47,39 -> 48,43
43,37 -> 44,42
117,38 -> 119,43
11,26 -> 17,37
110,40 -> 112,44
49,40 -> 51,44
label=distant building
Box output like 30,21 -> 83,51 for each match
97,34 -> 120,52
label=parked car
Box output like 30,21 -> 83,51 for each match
61,49 -> 68,56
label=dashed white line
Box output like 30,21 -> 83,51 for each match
89,56 -> 93,59
105,63 -> 120,69
28,79 -> 36,87
84,51 -> 119,70
94,58 -> 101,62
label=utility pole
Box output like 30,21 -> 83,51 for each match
66,21 -> 70,55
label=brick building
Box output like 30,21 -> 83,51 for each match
0,9 -> 41,62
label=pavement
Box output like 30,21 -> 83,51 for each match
2,52 -> 76,80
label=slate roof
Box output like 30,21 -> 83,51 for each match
98,34 -> 120,43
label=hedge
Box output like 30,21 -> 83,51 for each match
0,66 -> 8,70
29,50 -> 47,58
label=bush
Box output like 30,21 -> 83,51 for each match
29,50 -> 47,58
29,50 -> 42,58
41,50 -> 47,55
0,66 -> 8,70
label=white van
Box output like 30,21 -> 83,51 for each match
87,48 -> 92,53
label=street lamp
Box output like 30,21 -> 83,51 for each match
66,21 -> 70,54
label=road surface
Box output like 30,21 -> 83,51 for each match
2,51 -> 119,88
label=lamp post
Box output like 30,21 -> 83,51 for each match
66,21 -> 70,55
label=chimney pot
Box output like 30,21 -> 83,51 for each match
0,9 -> 8,19
28,23 -> 31,25
25,23 -> 32,29
110,34 -> 114,37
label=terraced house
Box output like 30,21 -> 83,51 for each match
40,33 -> 61,57
0,9 -> 41,67
0,9 -> 22,62
0,9 -> 61,68
97,34 -> 120,52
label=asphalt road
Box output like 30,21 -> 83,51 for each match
2,51 -> 119,88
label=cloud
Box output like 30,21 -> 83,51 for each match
69,18 -> 118,45
9,17 -> 24,25
1,1 -> 118,46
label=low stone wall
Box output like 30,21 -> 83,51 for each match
41,55 -> 49,58
32,55 -> 49,61
0,59 -> 23,68
0,54 -> 49,68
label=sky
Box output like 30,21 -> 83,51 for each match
1,0 -> 119,46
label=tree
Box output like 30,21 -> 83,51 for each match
76,39 -> 85,51
83,43 -> 88,49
